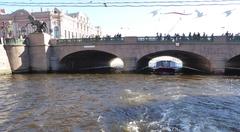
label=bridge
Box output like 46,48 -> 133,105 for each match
3,33 -> 240,74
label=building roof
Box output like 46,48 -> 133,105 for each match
11,9 -> 30,17
68,12 -> 88,18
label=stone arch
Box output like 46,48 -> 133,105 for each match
225,54 -> 240,75
59,50 -> 120,72
137,50 -> 211,74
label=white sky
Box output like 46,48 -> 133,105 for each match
1,0 -> 240,36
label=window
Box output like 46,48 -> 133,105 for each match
65,30 -> 67,38
54,26 -> 59,38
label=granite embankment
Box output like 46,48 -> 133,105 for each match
0,44 -> 11,74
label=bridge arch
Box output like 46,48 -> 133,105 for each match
137,50 -> 211,74
225,54 -> 240,75
59,50 -> 121,73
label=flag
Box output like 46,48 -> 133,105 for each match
150,10 -> 158,17
224,9 -> 234,17
103,3 -> 107,7
164,12 -> 192,15
195,10 -> 204,18
0,9 -> 5,14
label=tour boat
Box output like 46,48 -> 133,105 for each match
152,60 -> 177,75
153,67 -> 176,75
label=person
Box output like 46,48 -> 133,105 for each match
23,36 -> 29,45
188,32 -> 192,40
211,33 -> 214,41
156,32 -> 162,41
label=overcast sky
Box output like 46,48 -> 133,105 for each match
1,0 -> 240,36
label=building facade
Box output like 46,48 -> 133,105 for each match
0,8 -> 102,39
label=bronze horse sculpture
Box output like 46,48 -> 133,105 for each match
27,15 -> 47,33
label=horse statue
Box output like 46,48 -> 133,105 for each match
27,15 -> 47,33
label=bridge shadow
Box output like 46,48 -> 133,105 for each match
58,50 -> 122,74
137,50 -> 211,75
225,54 -> 240,76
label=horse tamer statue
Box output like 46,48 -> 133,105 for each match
27,15 -> 47,33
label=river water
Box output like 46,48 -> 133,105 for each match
0,74 -> 240,132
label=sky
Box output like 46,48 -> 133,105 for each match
1,0 -> 240,36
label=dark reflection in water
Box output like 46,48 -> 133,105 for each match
0,74 -> 240,132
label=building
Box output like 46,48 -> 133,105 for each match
0,8 -> 102,39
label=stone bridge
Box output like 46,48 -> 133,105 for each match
4,33 -> 240,74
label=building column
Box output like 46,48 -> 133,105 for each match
28,33 -> 50,72
122,57 -> 137,72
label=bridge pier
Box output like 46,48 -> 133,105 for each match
0,44 -> 11,74
28,33 -> 50,72
210,58 -> 226,75
122,57 -> 137,72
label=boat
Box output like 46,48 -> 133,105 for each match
152,60 -> 177,75
153,67 -> 176,75
139,66 -> 154,74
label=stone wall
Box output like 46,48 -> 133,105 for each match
4,45 -> 29,73
0,44 -> 11,74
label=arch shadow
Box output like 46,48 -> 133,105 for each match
225,55 -> 240,75
137,50 -> 211,74
59,50 -> 119,73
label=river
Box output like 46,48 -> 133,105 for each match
0,74 -> 240,132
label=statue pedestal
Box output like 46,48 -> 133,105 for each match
28,33 -> 50,72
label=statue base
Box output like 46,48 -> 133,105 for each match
28,33 -> 50,72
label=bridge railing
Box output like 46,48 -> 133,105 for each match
52,36 -> 240,45
226,36 -> 240,42
56,37 -> 124,44
137,36 -> 214,43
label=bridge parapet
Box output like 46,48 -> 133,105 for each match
51,36 -> 240,45
53,37 -> 124,45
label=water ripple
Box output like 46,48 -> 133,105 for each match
0,74 -> 240,131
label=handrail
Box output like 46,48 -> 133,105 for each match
56,37 -> 124,44
137,36 -> 214,42
54,35 -> 240,45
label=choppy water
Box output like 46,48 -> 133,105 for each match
0,74 -> 240,132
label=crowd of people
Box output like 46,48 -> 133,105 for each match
225,31 -> 240,41
152,32 -> 240,42
84,32 -> 240,43
155,32 -> 214,42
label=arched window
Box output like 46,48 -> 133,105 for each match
54,26 -> 59,38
